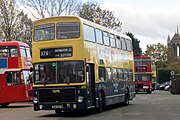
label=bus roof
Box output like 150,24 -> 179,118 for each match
33,15 -> 131,41
80,17 -> 131,40
0,41 -> 29,47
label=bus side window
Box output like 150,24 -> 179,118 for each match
123,69 -> 129,81
112,68 -> 118,82
106,68 -> 112,82
6,72 -> 12,85
98,67 -> 106,82
6,72 -> 19,86
118,68 -> 124,81
129,69 -> 133,81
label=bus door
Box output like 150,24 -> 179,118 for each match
86,63 -> 95,107
5,72 -> 21,101
20,71 -> 33,100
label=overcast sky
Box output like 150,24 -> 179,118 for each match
90,0 -> 180,51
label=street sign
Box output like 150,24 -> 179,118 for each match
170,71 -> 175,75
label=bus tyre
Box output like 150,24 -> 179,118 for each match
147,90 -> 152,94
135,90 -> 138,94
1,103 -> 10,107
97,93 -> 104,113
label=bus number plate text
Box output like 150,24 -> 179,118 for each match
52,105 -> 63,109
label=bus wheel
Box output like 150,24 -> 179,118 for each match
1,103 -> 10,107
97,92 -> 104,113
147,90 -> 152,94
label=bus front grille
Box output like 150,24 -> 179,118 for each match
38,87 -> 76,103
135,84 -> 143,89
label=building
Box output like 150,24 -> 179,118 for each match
167,26 -> 180,57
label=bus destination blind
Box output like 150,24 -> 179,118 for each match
40,47 -> 73,58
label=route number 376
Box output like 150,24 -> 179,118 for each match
40,51 -> 49,57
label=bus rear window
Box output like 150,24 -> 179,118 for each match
34,23 -> 55,41
57,22 -> 80,39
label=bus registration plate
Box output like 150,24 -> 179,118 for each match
52,105 -> 63,109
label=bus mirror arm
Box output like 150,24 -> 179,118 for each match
30,67 -> 33,72
86,66 -> 89,72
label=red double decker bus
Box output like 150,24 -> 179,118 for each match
0,41 -> 33,107
134,56 -> 153,94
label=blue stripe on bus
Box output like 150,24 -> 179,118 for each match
0,58 -> 8,68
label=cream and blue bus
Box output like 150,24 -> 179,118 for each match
32,16 -> 135,113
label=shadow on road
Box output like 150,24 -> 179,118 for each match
38,103 -> 134,118
0,105 -> 32,108
0,102 -> 33,108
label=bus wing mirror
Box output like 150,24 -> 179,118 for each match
86,66 -> 89,72
30,67 -> 33,72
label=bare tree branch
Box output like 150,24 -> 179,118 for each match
18,0 -> 81,19
0,0 -> 32,42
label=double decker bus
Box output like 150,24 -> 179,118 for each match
0,41 -> 33,107
134,56 -> 153,94
32,16 -> 135,113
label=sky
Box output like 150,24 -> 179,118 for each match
87,0 -> 180,51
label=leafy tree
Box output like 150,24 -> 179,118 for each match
78,2 -> 122,31
167,48 -> 180,73
144,43 -> 168,68
18,0 -> 81,19
126,32 -> 142,56
0,0 -> 32,43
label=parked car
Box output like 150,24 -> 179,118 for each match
160,81 -> 171,90
155,83 -> 160,90
164,85 -> 170,91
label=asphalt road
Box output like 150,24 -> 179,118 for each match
0,90 -> 180,120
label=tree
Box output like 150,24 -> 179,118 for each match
18,0 -> 81,19
78,2 -> 122,31
144,43 -> 168,68
167,48 -> 180,72
0,0 -> 32,43
126,32 -> 142,56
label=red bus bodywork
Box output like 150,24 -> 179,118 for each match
0,41 -> 33,106
134,56 -> 153,94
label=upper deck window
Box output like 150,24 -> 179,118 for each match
126,39 -> 132,51
103,31 -> 110,46
34,23 -> 55,41
83,24 -> 95,42
134,59 -> 151,66
95,28 -> 103,44
110,34 -> 116,48
116,36 -> 122,49
121,37 -> 127,50
57,22 -> 80,39
0,46 -> 18,57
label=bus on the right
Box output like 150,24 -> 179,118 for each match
134,56 -> 153,94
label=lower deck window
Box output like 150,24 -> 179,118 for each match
34,61 -> 84,84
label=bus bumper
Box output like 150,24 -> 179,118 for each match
34,102 -> 88,111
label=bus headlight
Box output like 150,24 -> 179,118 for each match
33,97 -> 38,104
73,104 -> 77,109
78,96 -> 84,103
